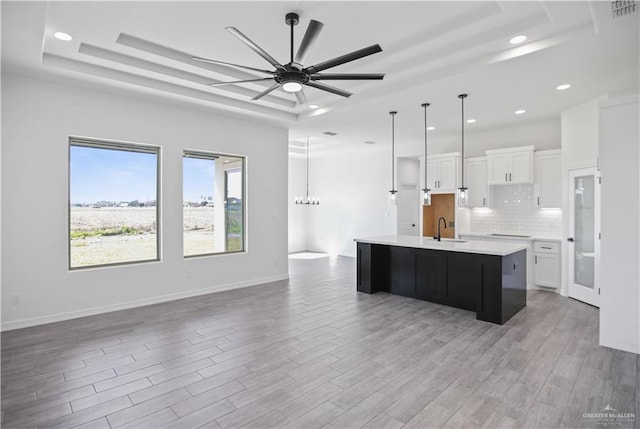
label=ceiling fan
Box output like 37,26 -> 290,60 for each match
192,12 -> 385,104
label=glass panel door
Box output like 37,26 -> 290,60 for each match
568,167 -> 600,307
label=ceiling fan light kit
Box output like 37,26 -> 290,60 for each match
193,12 -> 385,103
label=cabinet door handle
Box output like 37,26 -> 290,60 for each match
505,173 -> 508,182
541,246 -> 552,249
537,197 -> 540,206
567,237 -> 575,242
535,255 -> 538,264
482,197 -> 486,206
509,172 -> 512,181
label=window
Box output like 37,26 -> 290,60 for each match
183,151 -> 245,257
69,139 -> 160,269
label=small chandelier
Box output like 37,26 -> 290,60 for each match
421,103 -> 431,206
458,94 -> 469,207
295,136 -> 319,205
389,111 -> 398,203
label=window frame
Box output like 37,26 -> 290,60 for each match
68,137 -> 161,270
182,149 -> 246,258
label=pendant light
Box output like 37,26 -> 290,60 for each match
295,136 -> 319,205
458,94 -> 468,207
388,111 -> 398,203
421,103 -> 431,206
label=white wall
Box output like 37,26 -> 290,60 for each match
1,73 -> 289,330
598,94 -> 639,354
288,156 -> 308,253
306,143 -> 397,257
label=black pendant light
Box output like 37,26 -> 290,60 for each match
421,103 -> 431,206
388,111 -> 398,203
295,136 -> 319,205
458,94 -> 468,207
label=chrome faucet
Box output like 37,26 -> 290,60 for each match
436,217 -> 447,241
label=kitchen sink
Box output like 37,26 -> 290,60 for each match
434,238 -> 468,243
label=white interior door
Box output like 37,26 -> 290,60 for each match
398,183 -> 420,236
568,167 -> 600,307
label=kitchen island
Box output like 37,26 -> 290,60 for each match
354,235 -> 528,324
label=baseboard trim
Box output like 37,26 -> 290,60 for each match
1,274 -> 290,332
599,338 -> 640,355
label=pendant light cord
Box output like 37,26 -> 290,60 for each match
306,136 -> 310,200
458,94 -> 468,188
390,111 -> 397,192
422,103 -> 429,191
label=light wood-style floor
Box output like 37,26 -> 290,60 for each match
2,256 -> 638,429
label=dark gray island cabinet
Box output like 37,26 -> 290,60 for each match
355,235 -> 527,325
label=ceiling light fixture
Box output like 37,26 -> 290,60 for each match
295,136 -> 319,205
309,104 -> 319,109
54,32 -> 73,41
467,118 -> 476,124
509,35 -> 527,44
427,126 -> 435,131
515,109 -> 526,115
458,94 -> 469,208
422,103 -> 431,206
556,84 -> 571,90
389,111 -> 398,204
282,81 -> 303,93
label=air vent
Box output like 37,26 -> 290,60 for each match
612,0 -> 637,17
323,131 -> 337,136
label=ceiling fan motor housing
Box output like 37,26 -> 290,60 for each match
285,12 -> 300,26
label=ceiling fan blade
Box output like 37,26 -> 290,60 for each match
209,78 -> 273,87
305,81 -> 352,98
294,20 -> 324,65
305,44 -> 382,74
251,83 -> 281,101
226,27 -> 285,70
192,56 -> 274,75
310,73 -> 385,80
295,89 -> 308,105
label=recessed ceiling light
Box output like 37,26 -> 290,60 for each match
466,119 -> 476,124
427,126 -> 435,131
509,35 -> 527,44
556,84 -> 571,90
309,104 -> 319,109
515,109 -> 526,115
364,140 -> 376,145
54,32 -> 73,41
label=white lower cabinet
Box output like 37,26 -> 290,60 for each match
534,241 -> 560,289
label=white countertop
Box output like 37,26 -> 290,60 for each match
458,232 -> 562,242
354,235 -> 528,256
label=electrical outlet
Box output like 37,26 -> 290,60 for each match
11,293 -> 20,305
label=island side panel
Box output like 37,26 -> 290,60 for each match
356,242 -> 390,294
356,242 -> 373,293
501,249 -> 527,323
446,252 -> 482,312
389,245 -> 416,298
476,254 -> 504,324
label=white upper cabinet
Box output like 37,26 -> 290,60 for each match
464,157 -> 488,207
422,153 -> 460,192
486,146 -> 534,184
534,150 -> 562,208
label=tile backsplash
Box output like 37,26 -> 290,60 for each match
468,184 -> 562,237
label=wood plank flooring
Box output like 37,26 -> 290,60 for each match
2,256 -> 638,428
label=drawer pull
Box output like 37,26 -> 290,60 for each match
541,246 -> 552,249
